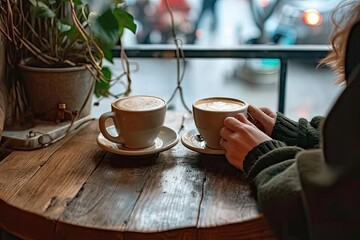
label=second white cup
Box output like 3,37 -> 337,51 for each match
193,97 -> 248,149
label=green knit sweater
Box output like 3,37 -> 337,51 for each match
243,113 -> 360,240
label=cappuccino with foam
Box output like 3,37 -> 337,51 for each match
194,98 -> 245,112
116,96 -> 165,111
193,97 -> 248,149
99,95 -> 166,149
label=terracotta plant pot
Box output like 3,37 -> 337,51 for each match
19,64 -> 95,121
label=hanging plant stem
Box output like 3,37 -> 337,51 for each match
163,0 -> 191,113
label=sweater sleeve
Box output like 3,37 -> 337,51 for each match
243,140 -> 302,182
271,112 -> 323,149
243,142 -> 310,239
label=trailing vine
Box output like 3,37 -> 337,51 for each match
164,0 -> 191,113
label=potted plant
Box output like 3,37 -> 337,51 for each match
0,0 -> 136,125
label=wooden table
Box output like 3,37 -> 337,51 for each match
0,111 -> 275,240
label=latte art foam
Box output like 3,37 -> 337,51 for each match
195,99 -> 245,111
116,96 -> 164,111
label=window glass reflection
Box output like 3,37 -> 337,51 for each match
124,0 -> 342,46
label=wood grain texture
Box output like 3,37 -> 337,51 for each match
198,157 -> 258,226
0,122 -> 96,240
0,112 -> 276,240
0,29 -> 7,142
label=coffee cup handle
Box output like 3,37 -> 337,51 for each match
98,111 -> 125,144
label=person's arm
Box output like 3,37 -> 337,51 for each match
220,114 -> 315,239
244,142 -> 311,239
271,112 -> 323,149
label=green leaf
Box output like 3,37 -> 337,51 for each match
102,66 -> 112,80
95,67 -> 112,98
62,24 -> 81,41
102,48 -> 114,63
30,1 -> 56,18
113,8 -> 137,34
88,10 -> 119,46
57,20 -> 72,33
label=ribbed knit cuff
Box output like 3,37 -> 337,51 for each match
245,145 -> 303,183
243,140 -> 287,174
271,112 -> 299,146
272,113 -> 322,149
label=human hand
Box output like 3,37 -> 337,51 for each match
220,113 -> 271,171
247,105 -> 276,136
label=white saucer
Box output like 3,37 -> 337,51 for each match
181,129 -> 225,155
97,126 -> 179,156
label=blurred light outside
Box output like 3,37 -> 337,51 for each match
303,9 -> 322,26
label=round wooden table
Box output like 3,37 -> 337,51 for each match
0,112 -> 275,240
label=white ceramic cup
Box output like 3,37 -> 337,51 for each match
193,97 -> 248,149
98,95 -> 166,149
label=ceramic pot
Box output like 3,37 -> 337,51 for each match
19,64 -> 95,121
